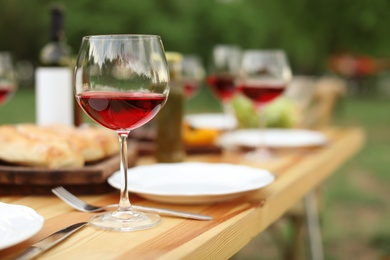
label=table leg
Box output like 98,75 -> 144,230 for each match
304,191 -> 324,260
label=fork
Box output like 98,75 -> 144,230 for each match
51,186 -> 213,221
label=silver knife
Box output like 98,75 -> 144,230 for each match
133,205 -> 213,221
14,222 -> 88,260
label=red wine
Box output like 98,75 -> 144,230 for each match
239,81 -> 286,105
206,74 -> 237,101
76,91 -> 166,132
0,85 -> 15,104
184,81 -> 200,99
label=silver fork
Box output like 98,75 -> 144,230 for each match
51,186 -> 213,221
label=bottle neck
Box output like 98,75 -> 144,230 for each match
50,7 -> 64,42
39,6 -> 71,67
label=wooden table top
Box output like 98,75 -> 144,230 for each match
0,127 -> 365,260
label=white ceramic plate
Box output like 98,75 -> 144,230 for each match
108,162 -> 275,204
217,128 -> 328,149
0,202 -> 44,250
185,113 -> 237,130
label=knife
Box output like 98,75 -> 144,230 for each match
14,222 -> 88,260
132,205 -> 213,221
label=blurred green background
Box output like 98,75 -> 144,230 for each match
1,0 -> 389,259
1,0 -> 390,75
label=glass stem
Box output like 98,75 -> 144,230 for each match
257,105 -> 268,151
257,105 -> 267,128
222,101 -> 233,117
118,133 -> 132,211
222,101 -> 235,129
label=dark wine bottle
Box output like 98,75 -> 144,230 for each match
39,5 -> 71,67
35,4 -> 82,126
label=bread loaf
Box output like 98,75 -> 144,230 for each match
0,124 -> 119,169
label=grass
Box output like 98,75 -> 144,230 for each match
0,87 -> 36,124
321,93 -> 390,260
2,84 -> 390,259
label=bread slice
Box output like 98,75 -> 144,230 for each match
38,124 -> 119,163
74,125 -> 119,162
0,124 -> 119,169
0,125 -> 84,169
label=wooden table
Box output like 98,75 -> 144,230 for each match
0,127 -> 365,260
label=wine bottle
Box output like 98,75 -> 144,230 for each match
35,4 -> 81,126
155,52 -> 186,162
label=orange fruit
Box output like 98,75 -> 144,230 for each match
183,124 -> 220,146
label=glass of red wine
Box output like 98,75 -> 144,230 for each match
74,35 -> 169,231
237,50 -> 292,160
0,52 -> 17,105
182,55 -> 205,99
206,45 -> 241,118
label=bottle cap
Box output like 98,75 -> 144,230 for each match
165,52 -> 183,81
165,52 -> 183,63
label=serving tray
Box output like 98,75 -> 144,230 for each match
0,143 -> 138,195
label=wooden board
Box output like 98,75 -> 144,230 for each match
0,142 -> 138,195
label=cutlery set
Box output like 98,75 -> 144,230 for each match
51,186 -> 213,221
14,186 -> 212,259
15,222 -> 88,260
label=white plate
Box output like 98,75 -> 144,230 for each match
217,128 -> 328,149
185,113 -> 237,130
0,202 -> 44,250
108,162 -> 275,204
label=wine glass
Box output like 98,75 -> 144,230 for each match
237,50 -> 292,160
74,35 -> 169,231
181,55 -> 205,99
0,52 -> 17,105
206,44 -> 241,120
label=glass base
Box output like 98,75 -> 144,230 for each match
244,148 -> 275,162
89,210 -> 161,232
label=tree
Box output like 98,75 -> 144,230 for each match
1,0 -> 389,74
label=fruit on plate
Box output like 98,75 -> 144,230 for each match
231,94 -> 300,128
182,124 -> 220,146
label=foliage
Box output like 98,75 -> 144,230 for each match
1,0 -> 390,74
